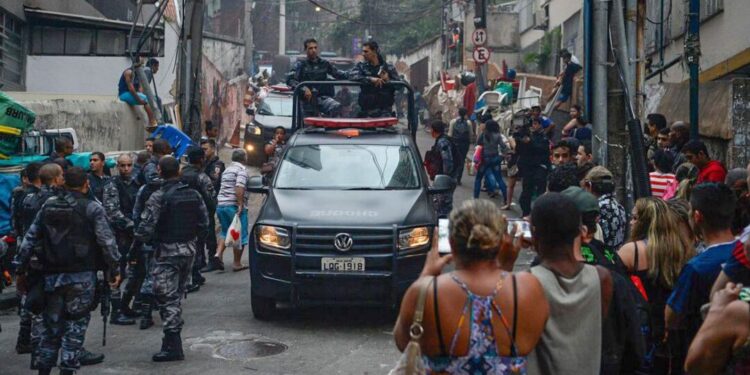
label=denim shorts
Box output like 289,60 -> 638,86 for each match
216,205 -> 249,247
119,92 -> 148,106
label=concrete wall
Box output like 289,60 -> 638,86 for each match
24,20 -> 180,105
203,35 -> 245,78
8,93 -> 149,152
387,37 -> 443,88
646,0 -> 750,83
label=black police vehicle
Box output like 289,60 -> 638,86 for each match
247,81 -> 453,319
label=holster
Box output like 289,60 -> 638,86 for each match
23,271 -> 45,315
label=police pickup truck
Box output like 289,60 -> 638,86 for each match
247,81 -> 453,319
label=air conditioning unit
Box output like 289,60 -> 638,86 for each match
533,9 -> 549,30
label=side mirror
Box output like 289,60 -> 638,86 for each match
247,175 -> 268,194
428,174 -> 455,194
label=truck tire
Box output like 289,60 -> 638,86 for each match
251,291 -> 276,320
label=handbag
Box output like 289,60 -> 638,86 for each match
224,213 -> 243,248
388,277 -> 433,375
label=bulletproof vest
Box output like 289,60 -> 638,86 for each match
181,166 -> 215,211
21,188 -> 56,235
113,176 -> 139,215
40,193 -> 101,274
137,158 -> 158,186
156,182 -> 202,243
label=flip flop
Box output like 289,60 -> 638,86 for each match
232,265 -> 249,272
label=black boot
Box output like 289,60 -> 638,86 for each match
152,331 -> 185,362
110,297 -> 135,326
36,368 -> 51,375
120,290 -> 139,318
79,348 -> 105,366
15,325 -> 32,354
139,297 -> 154,330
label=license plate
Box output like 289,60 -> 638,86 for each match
321,257 -> 365,272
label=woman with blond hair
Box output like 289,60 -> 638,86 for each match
617,197 -> 695,374
393,199 -> 549,374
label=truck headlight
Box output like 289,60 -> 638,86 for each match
398,227 -> 430,250
249,125 -> 262,136
257,225 -> 291,250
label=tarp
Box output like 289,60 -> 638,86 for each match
0,173 -> 20,235
0,92 -> 36,159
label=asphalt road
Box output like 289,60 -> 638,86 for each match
0,125 -> 533,374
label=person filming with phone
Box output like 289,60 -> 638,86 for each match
392,199 -> 549,374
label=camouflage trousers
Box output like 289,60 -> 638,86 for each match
152,255 -> 194,333
18,298 -> 45,369
38,282 -> 95,370
122,251 -> 155,299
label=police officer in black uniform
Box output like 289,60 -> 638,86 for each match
87,151 -> 110,202
135,156 -> 209,362
181,146 -> 216,291
349,40 -> 401,117
287,38 -> 349,117
15,167 -> 121,375
200,138 -> 224,272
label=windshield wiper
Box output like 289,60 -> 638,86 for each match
344,187 -> 382,190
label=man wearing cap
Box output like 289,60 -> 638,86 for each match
582,166 -> 627,250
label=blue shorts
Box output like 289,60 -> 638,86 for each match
119,92 -> 148,106
216,205 -> 249,247
557,91 -> 570,103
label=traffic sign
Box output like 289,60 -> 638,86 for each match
472,29 -> 488,46
472,47 -> 491,64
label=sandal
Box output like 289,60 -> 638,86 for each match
232,265 -> 249,272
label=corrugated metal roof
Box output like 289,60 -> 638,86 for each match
653,81 -> 733,140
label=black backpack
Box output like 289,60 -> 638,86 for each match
452,118 -> 471,143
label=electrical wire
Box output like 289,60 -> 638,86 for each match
645,0 -> 673,25
305,0 -> 442,26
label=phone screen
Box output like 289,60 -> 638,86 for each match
438,219 -> 451,254
507,219 -> 532,240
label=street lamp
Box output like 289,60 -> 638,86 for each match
315,6 -> 321,12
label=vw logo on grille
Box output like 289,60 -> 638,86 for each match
333,233 -> 353,252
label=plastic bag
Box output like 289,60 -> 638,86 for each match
224,214 -> 242,248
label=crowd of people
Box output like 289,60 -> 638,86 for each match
6,125 -> 261,373
394,100 -> 750,374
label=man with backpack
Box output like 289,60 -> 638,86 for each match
425,121 -> 456,217
448,107 -> 474,185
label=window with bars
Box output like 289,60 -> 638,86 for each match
0,9 -> 25,89
646,0 -> 724,56
29,25 -> 164,57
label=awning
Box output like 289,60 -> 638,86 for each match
24,7 -> 163,31
649,81 -> 733,140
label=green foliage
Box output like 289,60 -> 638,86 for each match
327,0 -> 442,56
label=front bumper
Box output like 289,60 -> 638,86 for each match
250,225 -> 429,308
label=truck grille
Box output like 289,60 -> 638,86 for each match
295,227 -> 394,254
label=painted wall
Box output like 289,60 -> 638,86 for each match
387,37 -> 444,90
646,0 -> 750,83
9,93 -> 149,152
203,36 -> 245,78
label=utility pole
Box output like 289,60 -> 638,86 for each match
686,0 -> 701,139
591,0 -> 609,165
279,0 -> 286,56
244,0 -> 254,75
178,0 -> 205,141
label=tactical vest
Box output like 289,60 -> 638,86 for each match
181,167 -> 215,212
156,182 -> 202,243
40,194 -> 101,274
21,188 -> 55,235
112,176 -> 139,216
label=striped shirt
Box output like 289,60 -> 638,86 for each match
649,171 -> 676,199
217,161 -> 248,207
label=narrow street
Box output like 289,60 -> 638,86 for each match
0,129 -> 526,374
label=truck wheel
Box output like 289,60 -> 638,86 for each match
251,291 -> 276,320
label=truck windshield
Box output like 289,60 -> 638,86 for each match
258,96 -> 293,117
275,145 -> 420,190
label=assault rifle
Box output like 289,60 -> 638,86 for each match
97,270 -> 111,346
